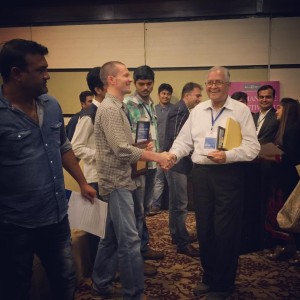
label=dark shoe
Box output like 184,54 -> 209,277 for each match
143,248 -> 165,260
177,244 -> 200,257
172,233 -> 197,245
194,282 -> 211,295
266,245 -> 296,261
91,285 -> 122,299
144,262 -> 157,276
148,206 -> 161,216
289,251 -> 300,266
205,291 -> 230,300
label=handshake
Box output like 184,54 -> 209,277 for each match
157,152 -> 177,171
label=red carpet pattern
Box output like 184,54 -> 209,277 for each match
75,211 -> 300,300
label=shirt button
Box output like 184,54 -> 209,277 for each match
45,144 -> 48,147
56,192 -> 58,195
50,161 -> 53,164
54,176 -> 56,179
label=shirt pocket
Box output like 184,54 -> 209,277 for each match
6,129 -> 31,141
2,129 -> 33,160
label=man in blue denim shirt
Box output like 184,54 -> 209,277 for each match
0,39 -> 96,300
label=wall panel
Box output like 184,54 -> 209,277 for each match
145,18 -> 269,67
270,68 -> 300,99
270,17 -> 300,64
31,24 -> 145,68
0,27 -> 32,42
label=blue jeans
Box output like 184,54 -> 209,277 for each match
92,189 -> 144,300
133,168 -> 156,253
166,170 -> 190,249
0,216 -> 76,300
151,166 -> 167,209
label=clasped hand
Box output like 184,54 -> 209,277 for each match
158,152 -> 177,171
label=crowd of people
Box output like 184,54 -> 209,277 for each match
0,38 -> 299,300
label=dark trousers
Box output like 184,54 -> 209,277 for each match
192,163 -> 244,292
0,216 -> 76,300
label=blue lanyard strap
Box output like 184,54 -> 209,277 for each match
211,107 -> 226,128
142,103 -> 153,123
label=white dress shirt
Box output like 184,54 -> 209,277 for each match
170,96 -> 260,165
71,99 -> 100,183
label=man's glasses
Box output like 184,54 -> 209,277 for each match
205,80 -> 228,87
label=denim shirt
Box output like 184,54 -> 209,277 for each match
0,88 -> 71,227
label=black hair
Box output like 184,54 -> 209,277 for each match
0,38 -> 48,82
181,82 -> 202,99
133,65 -> 154,83
231,91 -> 248,104
158,83 -> 173,94
86,67 -> 104,96
79,90 -> 93,103
275,98 -> 300,146
257,85 -> 276,98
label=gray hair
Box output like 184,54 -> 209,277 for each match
208,66 -> 230,82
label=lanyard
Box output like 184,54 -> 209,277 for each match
256,112 -> 266,130
210,107 -> 226,130
142,103 -> 153,124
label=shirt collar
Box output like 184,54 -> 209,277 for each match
204,95 -> 232,111
133,91 -> 154,106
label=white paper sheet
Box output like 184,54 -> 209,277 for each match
68,191 -> 107,238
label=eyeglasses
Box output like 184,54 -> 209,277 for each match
205,80 -> 228,87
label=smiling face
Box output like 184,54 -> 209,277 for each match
206,69 -> 230,108
113,64 -> 132,96
258,88 -> 274,113
158,89 -> 172,106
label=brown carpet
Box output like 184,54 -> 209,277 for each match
75,211 -> 300,300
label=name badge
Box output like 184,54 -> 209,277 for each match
204,137 -> 216,149
204,131 -> 217,150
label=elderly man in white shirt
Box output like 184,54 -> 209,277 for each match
169,66 -> 260,300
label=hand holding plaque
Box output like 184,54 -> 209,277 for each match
132,120 -> 151,178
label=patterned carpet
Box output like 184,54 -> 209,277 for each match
74,211 -> 300,300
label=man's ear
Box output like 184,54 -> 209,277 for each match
10,67 -> 23,81
107,74 -> 117,86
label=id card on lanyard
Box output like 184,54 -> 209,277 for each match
203,107 -> 226,154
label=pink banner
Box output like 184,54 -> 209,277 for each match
229,81 -> 280,113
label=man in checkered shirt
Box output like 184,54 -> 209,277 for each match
91,61 -> 175,300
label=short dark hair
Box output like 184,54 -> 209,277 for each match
158,83 -> 173,94
0,38 -> 48,82
231,91 -> 248,103
133,65 -> 154,83
79,90 -> 93,103
181,82 -> 202,99
257,85 -> 276,98
86,67 -> 104,95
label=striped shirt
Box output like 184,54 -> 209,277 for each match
94,93 -> 144,196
